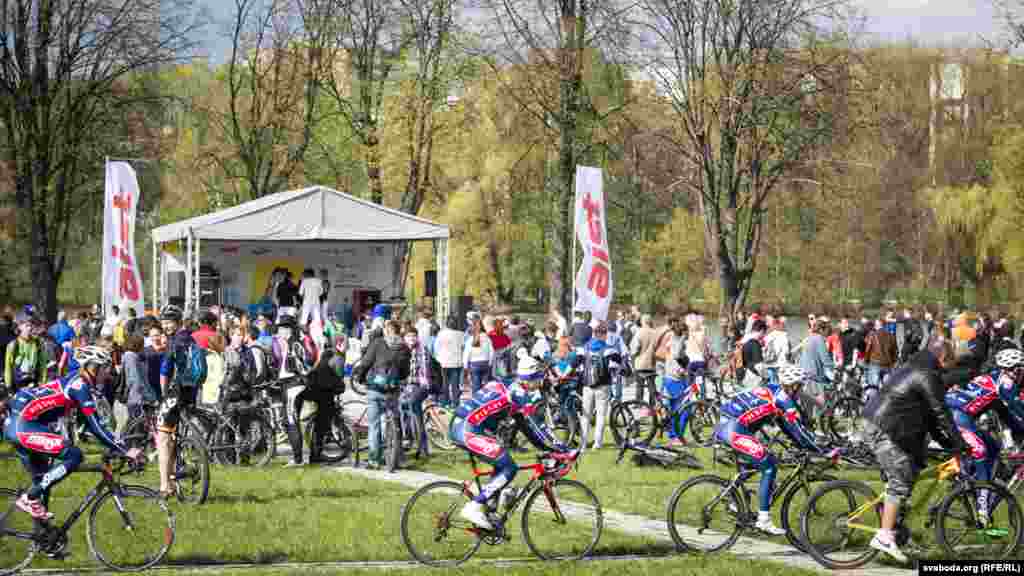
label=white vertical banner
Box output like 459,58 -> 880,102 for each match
573,166 -> 612,322
102,161 -> 145,317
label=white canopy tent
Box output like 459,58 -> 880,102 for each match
150,186 -> 450,322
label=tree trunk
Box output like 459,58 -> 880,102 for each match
553,1 -> 582,321
366,127 -> 383,205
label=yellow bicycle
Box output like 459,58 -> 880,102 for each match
799,457 -> 1024,568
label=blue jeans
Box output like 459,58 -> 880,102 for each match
765,367 -> 779,388
864,364 -> 889,404
402,386 -> 430,455
468,363 -> 490,394
443,367 -> 463,407
366,389 -> 395,465
610,370 -> 624,403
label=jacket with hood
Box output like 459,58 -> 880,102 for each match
353,333 -> 411,392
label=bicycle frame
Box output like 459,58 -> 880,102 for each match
840,461 -> 953,536
723,452 -> 828,513
461,454 -> 573,529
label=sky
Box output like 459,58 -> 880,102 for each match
191,0 -> 1007,62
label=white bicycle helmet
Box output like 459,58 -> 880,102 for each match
74,345 -> 112,368
995,349 -> 1024,370
778,364 -> 807,387
160,304 -> 183,322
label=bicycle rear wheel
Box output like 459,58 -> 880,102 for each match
314,412 -> 354,464
385,411 -> 402,473
0,488 -> 36,576
400,481 -> 482,566
936,480 -> 1024,560
799,479 -> 878,570
666,474 -> 744,553
826,396 -> 864,443
521,479 -> 603,560
87,485 -> 175,571
687,401 -> 719,447
611,400 -> 656,445
174,434 -> 210,504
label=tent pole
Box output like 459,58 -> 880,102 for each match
151,239 -> 157,312
185,232 -> 193,313
195,235 -> 202,311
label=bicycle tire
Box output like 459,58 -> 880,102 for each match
615,400 -> 657,445
687,401 -> 719,447
825,396 -> 864,443
936,479 -> 1024,560
0,488 -> 35,576
386,411 -> 402,473
244,409 -> 276,467
521,479 -> 603,560
424,404 -> 456,451
174,434 -> 210,505
86,484 -> 175,571
798,479 -> 878,570
608,401 -> 635,447
666,474 -> 744,553
779,473 -> 837,553
400,480 -> 482,566
350,377 -> 367,396
313,412 -> 354,464
211,419 -> 241,466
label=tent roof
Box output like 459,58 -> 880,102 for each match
151,186 -> 449,244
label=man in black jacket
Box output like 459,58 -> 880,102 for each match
352,320 -> 411,469
899,308 -> 924,363
861,335 -> 966,563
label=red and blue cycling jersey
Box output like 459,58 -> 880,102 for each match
7,375 -> 123,452
454,380 -> 567,452
718,384 -> 823,452
946,372 -> 1024,436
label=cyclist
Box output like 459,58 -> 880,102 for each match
714,364 -> 836,536
3,346 -> 141,519
450,349 -> 575,530
861,335 -> 966,562
155,304 -> 203,498
944,349 -> 1024,523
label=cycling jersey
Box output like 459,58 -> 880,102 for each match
945,371 -> 1024,482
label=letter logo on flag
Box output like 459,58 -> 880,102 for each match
573,166 -> 612,322
102,161 -> 145,317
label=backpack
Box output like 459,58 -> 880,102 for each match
174,340 -> 208,390
581,348 -> 611,388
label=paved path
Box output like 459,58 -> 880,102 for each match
334,465 -> 907,576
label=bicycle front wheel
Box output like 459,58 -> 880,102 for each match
87,485 -> 175,571
799,479 -> 878,570
316,412 -> 354,464
385,412 -> 402,473
666,474 -> 744,553
611,400 -> 656,445
779,473 -> 837,552
937,479 -> 1024,560
687,401 -> 719,447
0,488 -> 36,576
826,396 -> 864,443
174,434 -> 210,504
400,481 -> 482,567
521,479 -> 602,560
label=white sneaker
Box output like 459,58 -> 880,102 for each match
754,518 -> 786,536
460,501 -> 494,530
870,533 -> 908,563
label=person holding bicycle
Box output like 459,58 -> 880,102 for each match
714,364 -> 837,536
3,346 -> 142,519
945,349 -> 1024,524
861,335 -> 966,563
352,319 -> 411,470
450,349 -> 574,530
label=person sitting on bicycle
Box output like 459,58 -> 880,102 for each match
3,346 -> 142,519
549,336 -> 580,420
714,364 -> 836,536
660,340 -> 693,448
450,348 -> 575,530
945,349 -> 1024,523
861,335 -> 966,562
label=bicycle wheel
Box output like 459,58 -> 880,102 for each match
779,473 -> 837,552
521,479 -> 602,560
400,481 -> 482,566
614,400 -> 657,445
315,412 -> 354,464
241,409 -> 276,467
86,485 -> 175,571
174,434 -> 210,504
666,474 -> 744,553
826,396 -> 864,443
385,411 -> 402,473
424,403 -> 455,451
936,480 -> 1024,560
608,401 -> 636,447
211,420 -> 241,466
0,488 -> 36,576
350,377 -> 367,396
687,401 -> 719,447
799,479 -> 878,570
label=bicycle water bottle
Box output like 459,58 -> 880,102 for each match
499,486 -> 519,511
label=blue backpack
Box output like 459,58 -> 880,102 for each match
175,341 -> 208,389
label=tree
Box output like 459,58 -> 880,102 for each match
0,0 -> 200,320
636,0 -> 852,328
634,206 -> 705,308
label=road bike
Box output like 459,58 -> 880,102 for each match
799,456 -> 1024,568
0,451 -> 175,575
667,449 -> 840,553
400,451 -> 601,566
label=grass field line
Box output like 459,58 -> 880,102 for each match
334,465 -> 910,575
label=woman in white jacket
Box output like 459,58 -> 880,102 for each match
434,316 -> 465,407
462,321 -> 494,395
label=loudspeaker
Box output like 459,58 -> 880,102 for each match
424,270 -> 437,297
451,295 -> 474,330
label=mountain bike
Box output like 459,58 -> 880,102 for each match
667,449 -> 840,553
799,456 -> 1024,568
0,451 -> 175,575
400,451 -> 600,566
615,437 -> 703,470
608,384 -> 719,448
120,404 -> 210,504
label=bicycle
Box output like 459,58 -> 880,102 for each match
120,404 -> 210,504
609,383 -> 719,448
799,456 -> 1024,568
615,437 -> 703,470
0,451 -> 175,575
666,448 -> 840,553
400,450 -> 601,566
